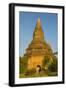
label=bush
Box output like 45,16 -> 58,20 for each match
48,56 -> 58,72
19,55 -> 28,74
42,56 -> 50,70
42,55 -> 58,73
25,69 -> 36,76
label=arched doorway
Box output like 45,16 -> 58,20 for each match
36,65 -> 41,73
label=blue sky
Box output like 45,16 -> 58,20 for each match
19,12 -> 58,57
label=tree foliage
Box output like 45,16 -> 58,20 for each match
19,55 -> 28,74
48,56 -> 58,72
42,55 -> 58,72
42,56 -> 50,70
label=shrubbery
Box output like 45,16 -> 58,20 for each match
42,55 -> 58,73
19,55 -> 28,74
48,56 -> 58,72
25,69 -> 36,76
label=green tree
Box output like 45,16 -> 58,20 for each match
42,56 -> 50,70
42,55 -> 58,72
48,56 -> 58,72
19,55 -> 28,74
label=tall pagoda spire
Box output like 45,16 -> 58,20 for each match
26,18 -> 53,57
33,18 -> 44,42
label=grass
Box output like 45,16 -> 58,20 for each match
19,71 -> 57,78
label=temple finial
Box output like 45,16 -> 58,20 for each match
37,17 -> 40,24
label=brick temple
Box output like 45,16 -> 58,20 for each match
25,18 -> 53,69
